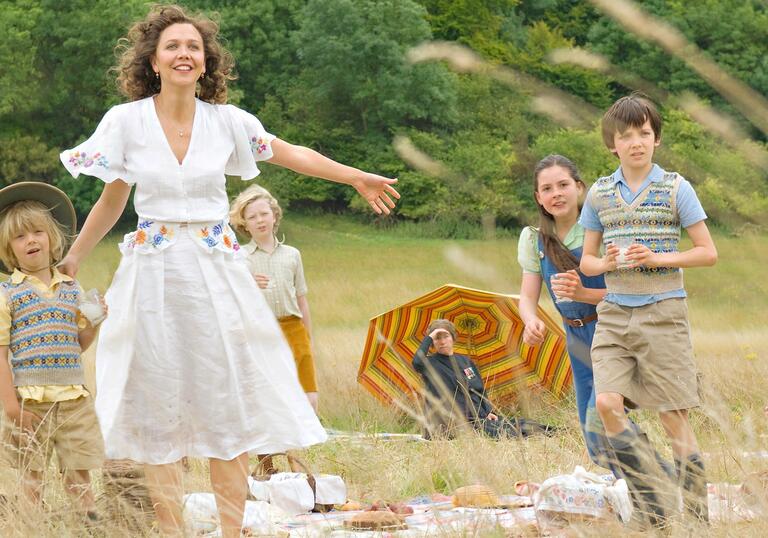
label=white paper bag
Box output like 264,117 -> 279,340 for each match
314,474 -> 347,505
266,473 -> 316,515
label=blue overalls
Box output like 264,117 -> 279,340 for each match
538,237 -> 616,469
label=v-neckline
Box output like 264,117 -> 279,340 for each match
614,178 -> 655,212
150,96 -> 199,166
20,278 -> 64,305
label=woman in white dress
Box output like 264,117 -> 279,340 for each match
58,5 -> 398,536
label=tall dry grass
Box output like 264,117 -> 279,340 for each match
0,218 -> 757,535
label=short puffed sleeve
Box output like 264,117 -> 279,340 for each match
517,226 -> 542,274
59,105 -> 132,184
224,105 -> 277,179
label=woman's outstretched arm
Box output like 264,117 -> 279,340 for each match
268,139 -> 399,215
58,180 -> 132,277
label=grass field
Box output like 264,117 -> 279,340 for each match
2,214 -> 766,536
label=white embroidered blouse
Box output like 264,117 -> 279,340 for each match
60,96 -> 276,255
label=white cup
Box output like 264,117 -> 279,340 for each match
612,236 -> 634,269
78,288 -> 107,326
550,274 -> 573,303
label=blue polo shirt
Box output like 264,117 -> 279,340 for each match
579,164 -> 707,307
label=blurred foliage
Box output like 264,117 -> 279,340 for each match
0,0 -> 766,233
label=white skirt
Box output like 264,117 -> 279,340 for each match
95,230 -> 327,464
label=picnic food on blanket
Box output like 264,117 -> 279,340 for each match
344,510 -> 408,531
366,500 -> 415,515
514,480 -> 540,497
451,484 -> 500,507
339,500 -> 365,511
386,501 -> 415,515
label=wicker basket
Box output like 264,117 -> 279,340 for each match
100,459 -> 155,531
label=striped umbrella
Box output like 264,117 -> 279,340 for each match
358,283 -> 571,405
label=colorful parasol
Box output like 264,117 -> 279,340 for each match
358,283 -> 570,405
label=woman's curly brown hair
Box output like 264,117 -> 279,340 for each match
114,4 -> 235,104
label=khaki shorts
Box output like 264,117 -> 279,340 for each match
279,316 -> 318,393
591,298 -> 700,411
2,395 -> 105,472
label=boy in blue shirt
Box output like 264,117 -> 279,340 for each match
580,93 -> 717,528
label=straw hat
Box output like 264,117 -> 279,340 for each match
0,182 -> 77,234
0,182 -> 77,273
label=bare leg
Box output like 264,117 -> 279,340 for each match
660,410 -> 707,522
306,392 -> 319,414
595,392 -> 628,436
658,409 -> 699,459
144,461 -> 184,536
210,452 -> 249,538
62,469 -> 96,514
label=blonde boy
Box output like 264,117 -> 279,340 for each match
230,185 -> 317,472
0,183 -> 104,518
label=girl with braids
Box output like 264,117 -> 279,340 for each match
57,4 -> 397,536
517,155 -> 670,477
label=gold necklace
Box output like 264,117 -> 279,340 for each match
155,97 -> 193,138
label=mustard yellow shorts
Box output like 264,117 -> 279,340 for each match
279,316 -> 318,393
2,395 -> 105,472
591,298 -> 701,412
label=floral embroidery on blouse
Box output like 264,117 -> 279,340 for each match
197,221 -> 240,252
124,220 -> 175,251
250,136 -> 269,155
67,151 -> 108,170
121,219 -> 240,256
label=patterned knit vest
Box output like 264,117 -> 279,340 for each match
2,279 -> 84,387
590,172 -> 684,295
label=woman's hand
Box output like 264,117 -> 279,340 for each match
57,253 -> 81,279
353,173 -> 400,215
523,318 -> 546,346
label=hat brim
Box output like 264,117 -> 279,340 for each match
0,182 -> 77,236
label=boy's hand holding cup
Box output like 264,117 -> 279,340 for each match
611,236 -> 635,269
78,288 -> 108,327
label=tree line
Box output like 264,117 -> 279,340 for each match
1,0 -> 766,232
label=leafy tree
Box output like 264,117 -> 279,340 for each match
0,0 -> 42,119
586,0 -> 768,133
292,0 -> 458,133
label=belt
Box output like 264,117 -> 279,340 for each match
563,313 -> 598,328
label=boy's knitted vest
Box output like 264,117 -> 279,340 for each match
2,278 -> 84,387
589,172 -> 684,295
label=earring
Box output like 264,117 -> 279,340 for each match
200,72 -> 206,80
155,72 -> 159,79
